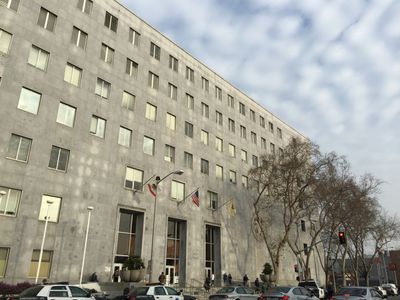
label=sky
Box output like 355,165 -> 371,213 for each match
120,0 -> 400,217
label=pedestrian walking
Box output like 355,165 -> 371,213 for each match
223,273 -> 228,285
243,274 -> 249,287
158,272 -> 166,285
254,278 -> 260,291
228,273 -> 232,285
204,276 -> 211,292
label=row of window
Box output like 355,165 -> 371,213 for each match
0,247 -> 53,278
0,0 -> 284,139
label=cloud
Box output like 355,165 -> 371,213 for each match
120,0 -> 400,216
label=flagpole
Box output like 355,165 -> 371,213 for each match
177,187 -> 199,206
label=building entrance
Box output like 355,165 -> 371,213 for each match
165,265 -> 176,286
166,218 -> 187,287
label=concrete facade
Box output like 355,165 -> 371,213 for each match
0,0 -> 323,286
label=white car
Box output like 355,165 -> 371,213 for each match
15,284 -> 95,300
381,284 -> 398,296
129,285 -> 184,300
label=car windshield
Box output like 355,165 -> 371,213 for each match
268,287 -> 291,293
132,287 -> 149,296
217,287 -> 235,293
299,282 -> 317,288
19,286 -> 44,297
337,288 -> 367,296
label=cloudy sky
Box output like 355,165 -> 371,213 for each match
120,0 -> 400,216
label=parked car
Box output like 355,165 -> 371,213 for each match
260,286 -> 318,300
373,287 -> 387,298
8,284 -> 95,300
83,288 -> 110,300
128,286 -> 183,300
298,281 -> 325,299
209,286 -> 259,300
381,284 -> 398,296
332,287 -> 382,300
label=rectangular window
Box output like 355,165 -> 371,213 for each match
0,247 -> 9,277
201,77 -> 209,92
184,152 -> 193,169
37,7 -> 57,32
229,170 -> 237,184
201,102 -> 209,118
216,165 -> 223,180
270,143 -> 275,154
17,87 -> 41,115
250,109 -> 256,122
228,118 -> 235,133
122,91 -> 135,111
185,122 -> 193,138
145,103 -> 157,121
208,191 -> 218,210
27,45 -> 49,71
100,43 -> 114,64
95,78 -> 111,99
201,159 -> 209,175
126,58 -> 138,77
1,0 -> 20,11
228,94 -> 234,108
251,132 -> 257,144
48,146 -> 69,171
239,102 -> 246,115
164,145 -> 175,162
166,113 -> 176,131
150,42 -> 160,60
90,115 -> 106,138
129,28 -> 140,46
71,26 -> 87,49
277,127 -> 283,139
215,86 -> 222,100
171,180 -> 185,201
301,220 -> 306,232
64,63 -> 82,87
0,29 -> 12,55
201,130 -> 209,146
252,155 -> 258,167
241,149 -> 247,163
125,167 -> 143,191
0,187 -> 21,216
38,195 -> 61,223
242,175 -> 248,188
240,126 -> 246,139
186,66 -> 194,82
169,55 -> 178,72
228,144 -> 235,157
260,116 -> 265,128
28,250 -> 52,278
7,134 -> 31,162
56,102 -> 76,128
269,122 -> 274,133
215,111 -> 223,126
168,83 -> 178,100
104,11 -> 118,32
148,72 -> 159,90
186,93 -> 194,110
77,0 -> 92,15
215,137 -> 223,152
143,136 -> 155,156
118,127 -> 131,147
261,137 -> 267,149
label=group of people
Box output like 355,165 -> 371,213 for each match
222,273 -> 233,285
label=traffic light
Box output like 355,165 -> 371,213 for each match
338,231 -> 346,244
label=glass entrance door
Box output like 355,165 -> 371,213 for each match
165,265 -> 175,286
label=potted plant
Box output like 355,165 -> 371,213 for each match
122,256 -> 145,282
260,262 -> 273,282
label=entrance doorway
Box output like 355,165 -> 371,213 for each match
165,266 -> 175,286
205,267 -> 212,279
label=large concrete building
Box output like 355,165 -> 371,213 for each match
0,0 -> 322,286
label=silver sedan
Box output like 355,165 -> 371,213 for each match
261,286 -> 318,300
209,286 -> 259,300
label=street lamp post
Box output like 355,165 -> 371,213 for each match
149,170 -> 184,283
79,206 -> 94,286
35,200 -> 53,284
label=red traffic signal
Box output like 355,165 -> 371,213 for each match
338,231 -> 346,244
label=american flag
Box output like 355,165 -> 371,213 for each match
192,190 -> 200,207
